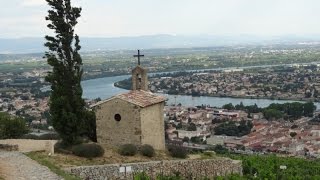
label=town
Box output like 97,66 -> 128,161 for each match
1,64 -> 320,159
147,64 -> 320,101
164,102 -> 320,158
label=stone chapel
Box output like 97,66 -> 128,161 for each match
92,51 -> 166,150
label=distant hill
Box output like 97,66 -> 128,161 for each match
1,34 -> 320,54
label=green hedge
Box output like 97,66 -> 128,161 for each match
71,143 -> 104,158
118,144 -> 137,156
140,144 -> 155,157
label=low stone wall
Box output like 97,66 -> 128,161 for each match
0,139 -> 57,154
68,158 -> 242,179
0,144 -> 18,151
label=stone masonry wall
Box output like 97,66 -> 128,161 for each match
140,103 -> 165,150
0,139 -> 57,154
68,158 -> 242,180
95,98 -> 141,148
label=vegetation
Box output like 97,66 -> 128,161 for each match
140,144 -> 155,157
263,109 -> 284,120
168,145 -> 188,159
224,154 -> 320,179
71,143 -> 104,158
134,172 -> 183,180
118,144 -> 137,156
214,120 -> 253,137
224,101 -> 316,121
264,102 -> 316,120
0,112 -> 28,139
133,153 -> 320,179
21,133 -> 60,140
44,0 -> 96,145
26,152 -> 81,180
210,145 -> 229,154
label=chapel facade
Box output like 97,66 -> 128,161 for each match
93,52 -> 166,150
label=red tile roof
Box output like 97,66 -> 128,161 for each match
116,90 -> 166,107
93,90 -> 166,108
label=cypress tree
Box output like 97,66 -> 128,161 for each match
44,0 -> 95,145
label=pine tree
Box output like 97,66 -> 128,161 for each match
44,0 -> 95,145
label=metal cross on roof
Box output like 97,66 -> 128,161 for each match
133,49 -> 144,65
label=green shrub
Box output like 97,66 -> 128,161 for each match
0,112 -> 28,139
203,151 -> 215,157
21,133 -> 60,140
71,143 -> 104,158
21,134 -> 39,139
39,133 -> 60,140
141,144 -> 155,157
134,172 -> 150,180
54,141 -> 73,154
169,146 -> 187,158
119,144 -> 137,156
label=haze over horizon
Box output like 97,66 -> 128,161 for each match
1,0 -> 320,38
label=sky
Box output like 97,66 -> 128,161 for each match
1,0 -> 320,38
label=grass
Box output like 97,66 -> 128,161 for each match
25,147 -> 173,168
25,152 -> 81,180
24,149 -> 219,180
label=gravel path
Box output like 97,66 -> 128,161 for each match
0,151 -> 62,180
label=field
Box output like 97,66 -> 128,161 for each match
2,44 -> 320,79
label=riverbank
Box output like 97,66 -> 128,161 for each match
114,82 -> 317,103
82,75 -> 320,109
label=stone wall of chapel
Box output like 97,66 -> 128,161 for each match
140,102 -> 165,150
95,98 -> 142,148
132,67 -> 148,91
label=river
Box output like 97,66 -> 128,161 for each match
81,75 -> 320,109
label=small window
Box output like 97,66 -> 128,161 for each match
114,114 -> 121,121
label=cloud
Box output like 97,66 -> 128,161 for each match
21,0 -> 46,7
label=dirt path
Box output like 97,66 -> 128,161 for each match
0,151 -> 62,180
0,160 -> 16,180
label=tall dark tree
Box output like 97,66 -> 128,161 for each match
45,0 -> 95,145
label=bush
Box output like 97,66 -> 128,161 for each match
71,143 -> 104,158
21,133 -> 60,140
141,144 -> 155,157
134,172 -> 150,180
0,112 -> 28,139
21,134 -> 39,139
39,133 -> 60,140
169,145 -> 187,158
54,141 -> 73,154
119,144 -> 137,156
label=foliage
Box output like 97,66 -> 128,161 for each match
182,137 -> 189,142
118,144 -> 137,156
265,102 -> 316,120
211,145 -> 229,154
222,103 -> 235,110
26,152 -> 81,180
21,133 -> 60,140
214,120 -> 253,136
231,101 -> 316,121
168,145 -> 187,158
263,109 -> 284,120
134,172 -> 150,180
71,143 -> 104,158
0,112 -> 28,139
140,144 -> 155,157
44,0 -> 96,145
290,132 -> 297,138
134,172 -> 183,180
225,154 -> 320,179
190,136 -> 204,144
187,123 -> 197,131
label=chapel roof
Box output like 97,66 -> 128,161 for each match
92,90 -> 166,108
